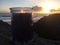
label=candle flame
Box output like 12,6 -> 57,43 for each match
21,9 -> 24,13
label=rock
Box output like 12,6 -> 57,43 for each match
34,13 -> 60,41
0,20 -> 11,32
0,20 -> 11,45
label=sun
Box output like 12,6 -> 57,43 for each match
38,2 -> 58,13
43,2 -> 55,13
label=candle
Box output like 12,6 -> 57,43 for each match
10,7 -> 33,45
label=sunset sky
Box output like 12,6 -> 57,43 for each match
0,0 -> 60,13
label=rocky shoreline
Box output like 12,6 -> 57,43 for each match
0,13 -> 60,45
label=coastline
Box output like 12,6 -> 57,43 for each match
2,20 -> 11,25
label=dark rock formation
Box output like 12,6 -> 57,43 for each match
34,13 -> 60,41
0,20 -> 11,33
0,20 -> 11,45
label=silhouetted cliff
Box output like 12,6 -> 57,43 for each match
0,20 -> 11,32
0,20 -> 11,45
34,13 -> 60,41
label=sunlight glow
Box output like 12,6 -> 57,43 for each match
42,2 -> 57,13
21,9 -> 24,13
44,3 -> 53,13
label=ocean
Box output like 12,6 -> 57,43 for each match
0,13 -> 48,23
0,13 -> 11,20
